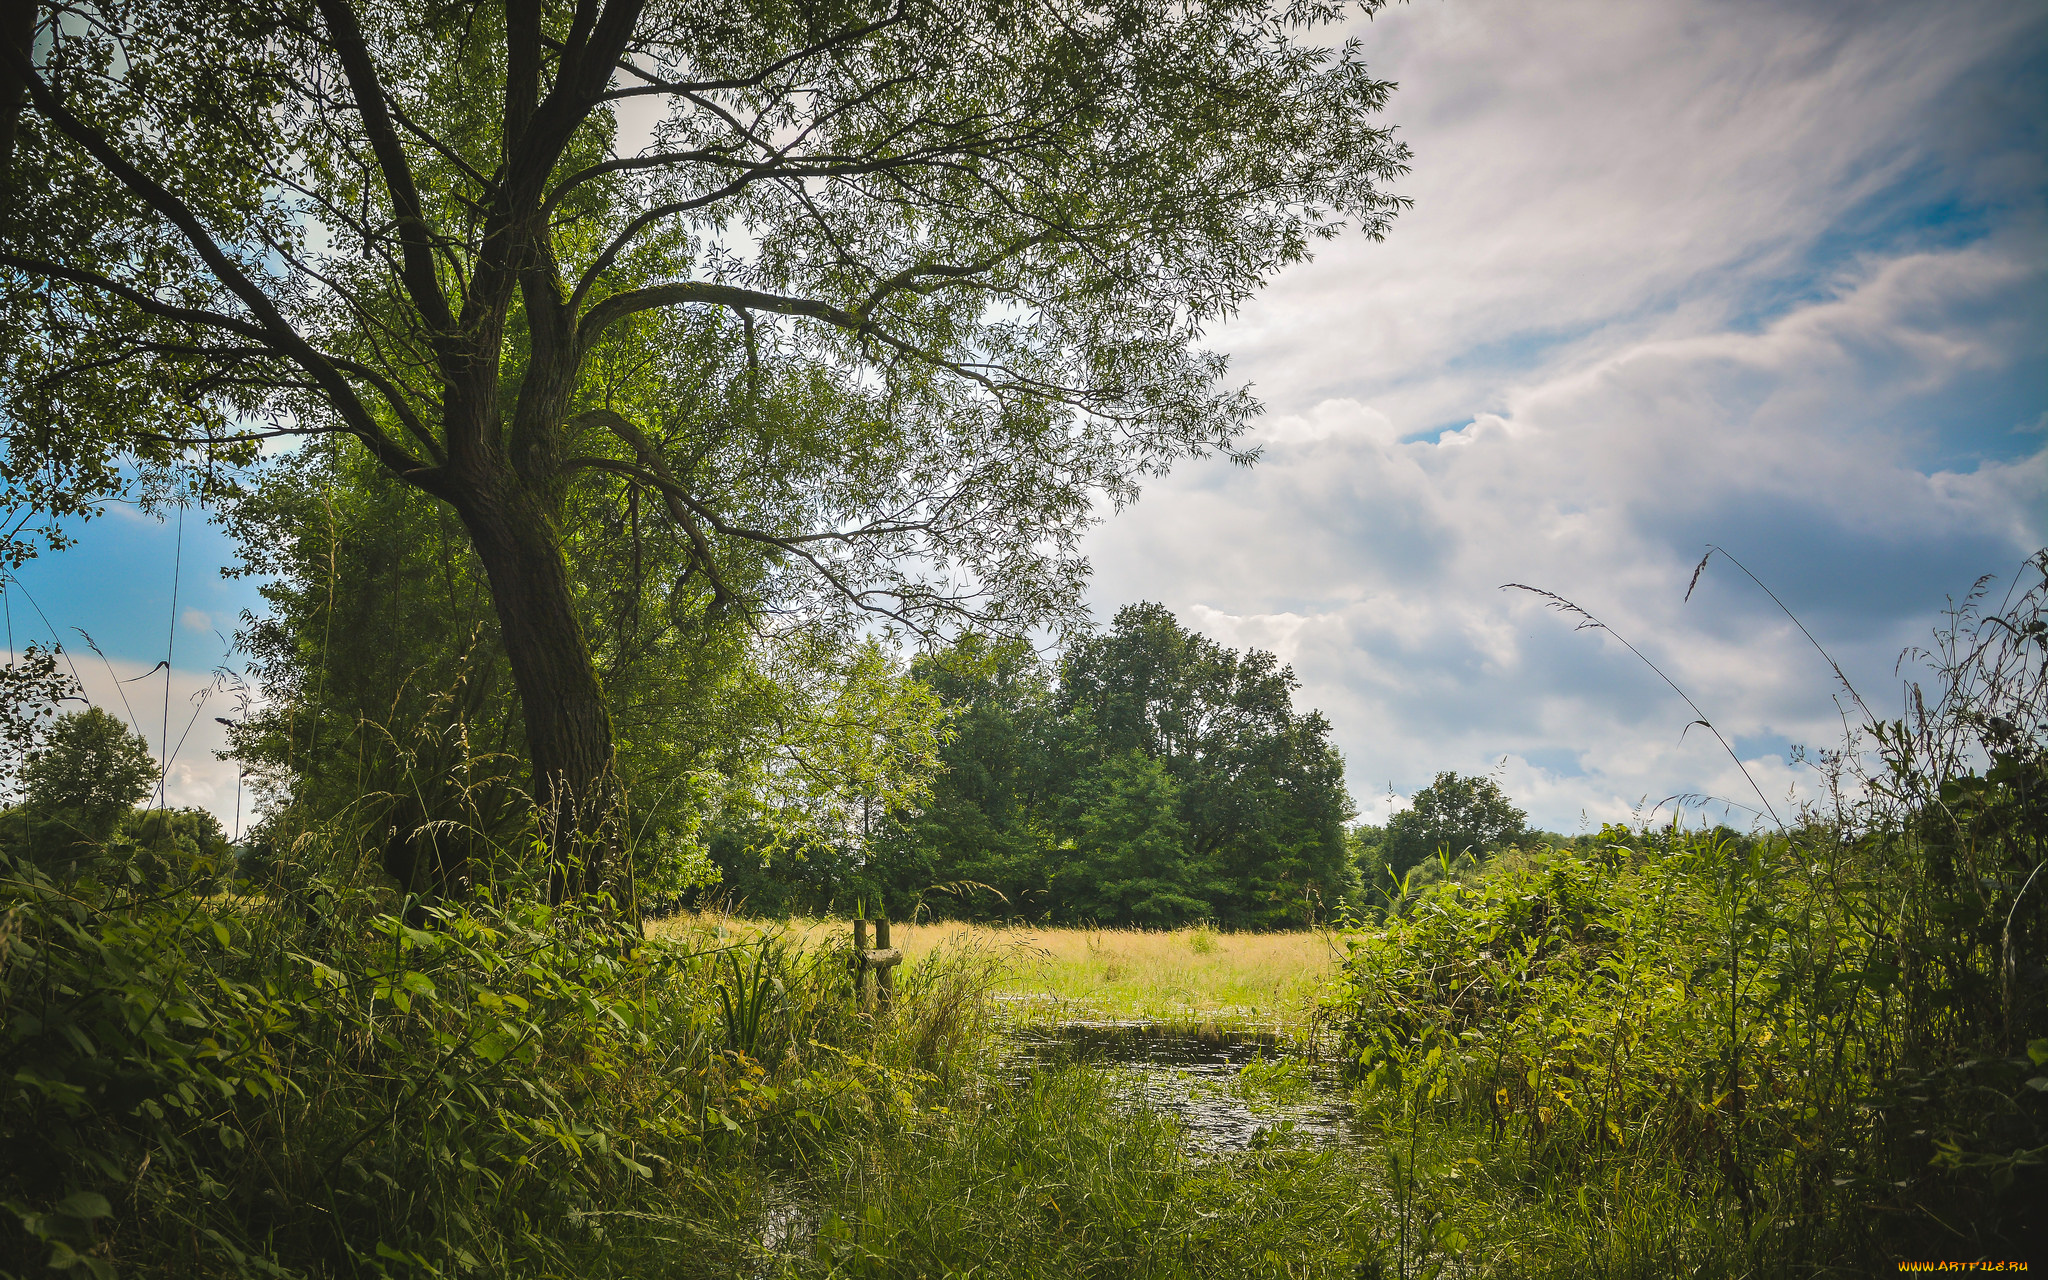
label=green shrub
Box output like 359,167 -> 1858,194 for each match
1331,830 -> 2046,1275
0,828 -> 1039,1278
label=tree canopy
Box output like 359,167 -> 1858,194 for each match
0,0 -> 1409,880
1366,769 -> 1528,885
20,706 -> 154,839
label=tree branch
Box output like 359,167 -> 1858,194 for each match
504,0 -> 541,148
544,144 -> 730,212
0,0 -> 36,207
1,250 -> 446,470
0,251 -> 270,342
563,413 -> 967,637
600,7 -> 910,101
314,0 -> 456,336
560,415 -> 734,607
503,0 -> 643,206
577,280 -> 866,352
853,233 -> 1054,318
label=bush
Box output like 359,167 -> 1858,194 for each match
0,845 -> 885,1276
1328,553 -> 2048,1275
1332,826 -> 2046,1274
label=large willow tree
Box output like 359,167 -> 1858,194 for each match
0,0 -> 1407,866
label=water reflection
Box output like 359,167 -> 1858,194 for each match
1003,1021 -> 1357,1151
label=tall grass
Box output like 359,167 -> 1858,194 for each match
775,1065 -> 1382,1279
1330,552 -> 2048,1275
649,915 -> 1348,1036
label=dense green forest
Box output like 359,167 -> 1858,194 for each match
714,606 -> 1359,927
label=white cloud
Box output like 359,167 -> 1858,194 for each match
1225,0 -> 2043,426
34,653 -> 255,836
1111,245 -> 2045,828
1083,0 -> 2047,830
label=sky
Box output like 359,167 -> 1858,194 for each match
5,0 -> 2044,834
1080,0 -> 2048,831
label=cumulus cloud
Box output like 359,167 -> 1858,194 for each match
1084,0 -> 2047,830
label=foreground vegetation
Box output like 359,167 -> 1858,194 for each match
2,553 -> 2041,1276
0,850 -> 1384,1278
4,814 -> 2042,1275
1338,832 -> 2045,1274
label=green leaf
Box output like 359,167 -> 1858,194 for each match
473,1030 -> 516,1065
54,1193 -> 111,1221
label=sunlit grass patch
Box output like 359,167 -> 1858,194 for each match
646,913 -> 1350,1036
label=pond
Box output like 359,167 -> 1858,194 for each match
1002,1019 -> 1359,1151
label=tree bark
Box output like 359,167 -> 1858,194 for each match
0,0 -> 37,208
454,469 -> 617,897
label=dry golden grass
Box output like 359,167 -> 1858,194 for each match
646,911 -> 1352,1035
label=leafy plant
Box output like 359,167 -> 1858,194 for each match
715,937 -> 789,1062
1330,550 -> 2048,1273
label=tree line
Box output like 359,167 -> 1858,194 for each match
711,603 -> 1359,927
8,601 -> 1559,929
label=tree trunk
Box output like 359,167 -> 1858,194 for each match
456,475 -> 617,897
0,0 -> 37,206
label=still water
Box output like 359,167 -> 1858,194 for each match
1002,1020 -> 1358,1151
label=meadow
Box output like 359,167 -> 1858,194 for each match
646,914 -> 1350,1035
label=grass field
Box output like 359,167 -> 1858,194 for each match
647,913 -> 1352,1037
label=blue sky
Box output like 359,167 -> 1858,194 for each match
6,0 -> 2045,831
3,501 -> 261,822
6,503 -> 251,663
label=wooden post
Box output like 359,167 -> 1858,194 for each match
875,917 -> 894,1011
851,916 -> 903,1014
